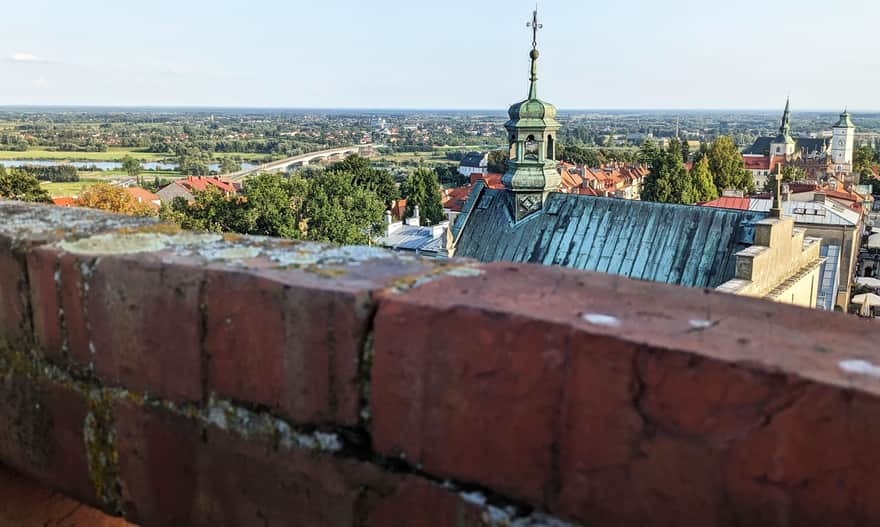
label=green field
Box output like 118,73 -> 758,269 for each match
0,148 -> 167,162
0,148 -> 271,163
40,179 -> 104,197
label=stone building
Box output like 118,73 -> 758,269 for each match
448,14 -> 824,308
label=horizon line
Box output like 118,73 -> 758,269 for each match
0,104 -> 875,114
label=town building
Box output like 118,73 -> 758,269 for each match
700,192 -> 863,310
456,152 -> 488,178
156,176 -> 239,203
124,187 -> 161,211
742,99 -> 856,185
374,206 -> 449,257
447,16 -> 823,308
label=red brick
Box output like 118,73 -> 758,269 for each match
723,385 -> 880,526
0,374 -> 97,508
0,238 -> 30,347
554,333 -> 643,521
361,477 -> 485,527
115,400 -> 387,527
203,268 -> 371,426
88,256 -> 203,401
25,246 -> 62,357
372,298 -> 569,504
0,465 -> 133,527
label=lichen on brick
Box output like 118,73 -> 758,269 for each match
83,388 -> 123,514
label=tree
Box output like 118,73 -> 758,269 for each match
121,155 -> 142,185
401,167 -> 445,225
241,173 -> 306,238
487,149 -> 507,173
681,140 -> 691,163
302,170 -> 384,244
0,166 -> 52,203
666,140 -> 695,204
219,157 -> 241,175
690,157 -> 718,202
328,155 -> 399,207
707,136 -> 753,194
854,145 -> 876,178
77,183 -> 156,216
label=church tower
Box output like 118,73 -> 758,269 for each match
831,109 -> 855,173
770,97 -> 796,158
502,8 -> 561,222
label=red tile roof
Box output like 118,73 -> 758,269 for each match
125,187 -> 161,210
442,186 -> 473,212
52,197 -> 76,207
743,156 -> 770,170
178,176 -> 237,194
470,173 -> 505,189
698,197 -> 751,210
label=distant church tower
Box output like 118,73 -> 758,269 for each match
502,8 -> 561,222
770,97 -> 796,158
831,109 -> 855,173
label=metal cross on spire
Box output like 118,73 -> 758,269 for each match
527,7 -> 542,50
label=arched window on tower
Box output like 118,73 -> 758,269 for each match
546,134 -> 555,160
510,134 -> 517,160
525,135 -> 538,160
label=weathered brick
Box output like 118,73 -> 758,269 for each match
0,238 -> 31,347
89,256 -> 203,401
372,297 -> 569,504
25,246 -> 63,358
114,400 -> 388,527
361,477 -> 485,527
204,267 -> 375,426
723,384 -> 880,526
0,373 -> 97,508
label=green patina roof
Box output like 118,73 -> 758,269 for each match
505,49 -> 560,130
453,186 -> 767,289
835,110 -> 854,128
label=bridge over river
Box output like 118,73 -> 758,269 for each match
228,145 -> 368,181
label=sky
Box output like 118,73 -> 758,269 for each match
2,0 -> 879,110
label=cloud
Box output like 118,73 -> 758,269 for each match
7,52 -> 47,63
33,76 -> 48,89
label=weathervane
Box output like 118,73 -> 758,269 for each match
527,7 -> 542,50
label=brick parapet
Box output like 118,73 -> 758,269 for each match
1,201 -> 880,526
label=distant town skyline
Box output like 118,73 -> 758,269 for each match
2,0 -> 878,110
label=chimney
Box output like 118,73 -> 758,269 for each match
384,210 -> 393,237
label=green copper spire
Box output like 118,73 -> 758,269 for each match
503,7 -> 561,222
779,97 -> 791,137
775,97 -> 794,145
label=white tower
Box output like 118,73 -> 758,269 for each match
831,109 -> 855,173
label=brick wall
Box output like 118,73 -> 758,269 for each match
2,200 -> 880,527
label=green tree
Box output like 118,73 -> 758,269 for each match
690,156 -> 718,202
302,170 -> 384,244
487,149 -> 507,173
666,140 -> 694,204
401,167 -> 445,225
241,173 -> 306,238
328,155 -> 399,207
854,145 -> 876,178
0,166 -> 52,203
707,136 -> 753,194
121,155 -> 142,186
219,157 -> 241,175
681,140 -> 691,163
